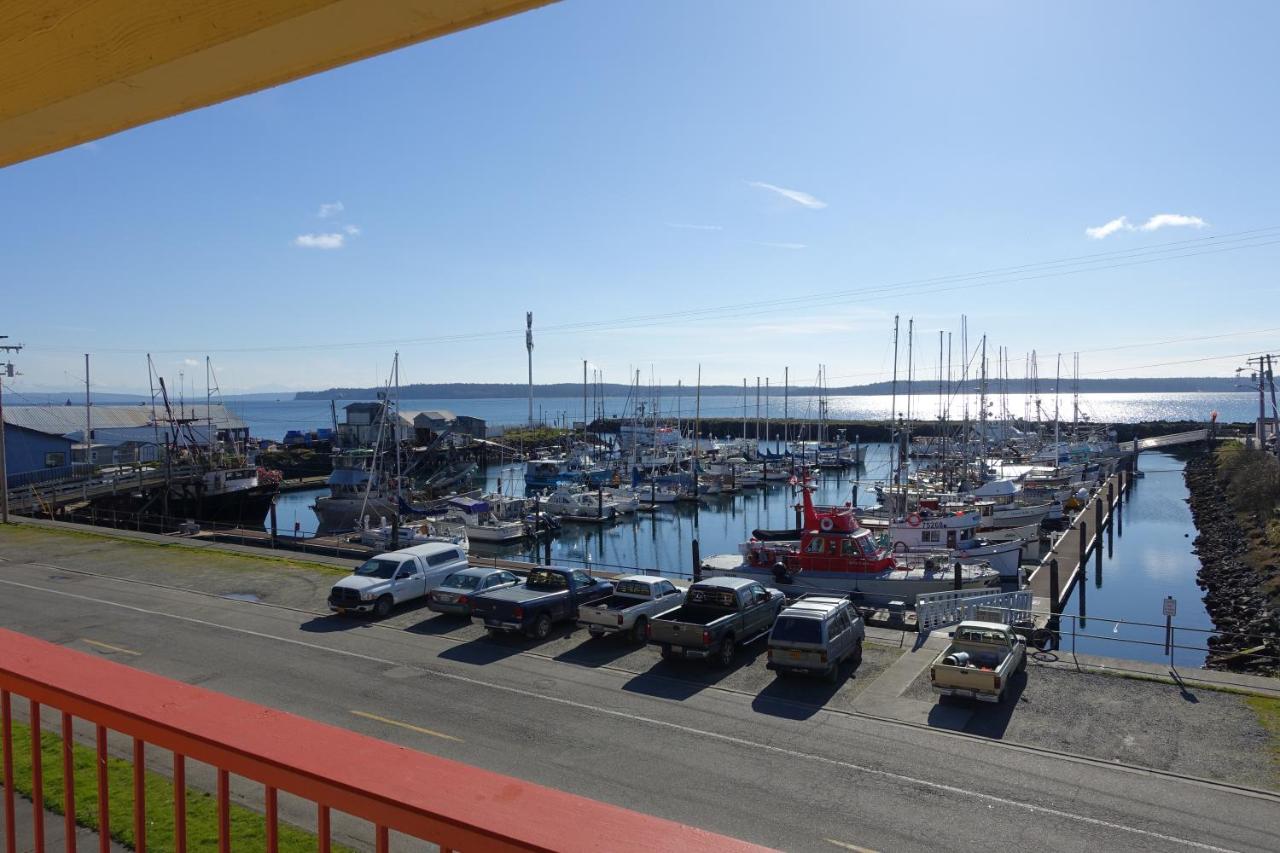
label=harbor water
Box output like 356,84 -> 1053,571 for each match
1056,451 -> 1213,667
230,392 -> 1257,440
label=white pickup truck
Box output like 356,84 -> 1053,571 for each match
576,575 -> 686,642
930,620 -> 1027,703
328,542 -> 469,618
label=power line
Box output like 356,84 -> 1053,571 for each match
23,225 -> 1280,356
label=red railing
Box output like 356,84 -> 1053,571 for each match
0,629 -> 766,852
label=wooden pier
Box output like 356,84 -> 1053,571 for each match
1027,464 -> 1133,625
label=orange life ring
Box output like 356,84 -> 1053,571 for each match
907,512 -> 922,527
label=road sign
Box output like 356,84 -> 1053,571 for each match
1163,596 -> 1177,617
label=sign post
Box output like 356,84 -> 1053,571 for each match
1163,596 -> 1177,666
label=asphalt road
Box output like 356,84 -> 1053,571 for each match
0,559 -> 1276,853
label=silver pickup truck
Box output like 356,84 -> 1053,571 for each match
577,575 -> 686,642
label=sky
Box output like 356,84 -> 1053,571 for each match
2,0 -> 1278,397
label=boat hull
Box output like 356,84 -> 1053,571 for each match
700,555 -> 1001,603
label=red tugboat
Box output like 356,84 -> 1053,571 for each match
701,484 -> 1000,602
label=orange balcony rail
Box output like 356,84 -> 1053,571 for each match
0,628 -> 766,852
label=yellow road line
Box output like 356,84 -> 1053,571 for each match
826,840 -> 879,853
350,710 -> 462,742
81,638 -> 142,656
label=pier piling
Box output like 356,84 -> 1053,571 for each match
1094,499 -> 1103,574
953,561 -> 962,591
543,535 -> 551,566
692,539 -> 702,582
269,504 -> 278,546
1048,558 -> 1061,640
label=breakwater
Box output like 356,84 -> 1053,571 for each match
1185,452 -> 1280,674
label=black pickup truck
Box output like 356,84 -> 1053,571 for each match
470,566 -> 614,640
647,577 -> 785,666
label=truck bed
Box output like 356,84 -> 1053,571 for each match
584,594 -> 648,613
653,605 -> 733,627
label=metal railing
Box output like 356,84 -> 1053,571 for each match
0,628 -> 762,852
1051,612 -> 1280,671
916,589 -> 1034,632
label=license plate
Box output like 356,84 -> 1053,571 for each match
787,651 -> 803,660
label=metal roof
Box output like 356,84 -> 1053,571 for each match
3,403 -> 246,437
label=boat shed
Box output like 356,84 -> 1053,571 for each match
2,404 -> 249,482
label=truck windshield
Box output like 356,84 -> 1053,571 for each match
354,558 -> 402,579
527,570 -> 568,590
770,617 -> 823,644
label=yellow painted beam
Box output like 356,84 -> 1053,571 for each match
0,0 -> 557,168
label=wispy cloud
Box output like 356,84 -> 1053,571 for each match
317,201 -> 344,218
748,181 -> 827,209
1139,213 -> 1207,232
759,241 -> 807,250
1085,216 -> 1132,239
180,358 -> 199,367
665,222 -> 723,231
294,233 -> 345,249
1086,212 -> 1208,239
344,224 -> 361,236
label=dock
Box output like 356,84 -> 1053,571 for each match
1027,465 -> 1133,625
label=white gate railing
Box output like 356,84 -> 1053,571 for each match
916,589 -> 1034,632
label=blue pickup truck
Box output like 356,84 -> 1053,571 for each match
470,567 -> 614,640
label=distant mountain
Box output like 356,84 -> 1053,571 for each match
294,377 -> 1248,400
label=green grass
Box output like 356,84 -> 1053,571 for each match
2,720 -> 354,852
1,522 -> 349,577
1245,695 -> 1280,783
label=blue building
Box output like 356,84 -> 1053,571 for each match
1,422 -> 77,488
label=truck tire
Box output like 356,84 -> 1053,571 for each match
373,595 -> 393,619
630,616 -> 648,644
660,644 -> 679,661
587,626 -> 605,639
713,634 -> 736,668
485,627 -> 504,639
530,612 -> 553,641
825,662 -> 840,684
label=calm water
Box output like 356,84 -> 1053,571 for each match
229,392 -> 1255,440
267,445 -> 1212,666
1057,451 -> 1212,667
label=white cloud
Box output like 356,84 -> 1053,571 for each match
666,222 -> 723,231
759,241 -> 807,250
180,358 -> 199,367
344,224 -> 361,235
1085,216 -> 1133,239
294,233 -> 345,249
317,202 -> 344,218
748,181 -> 827,209
1086,212 -> 1208,239
1139,213 -> 1207,232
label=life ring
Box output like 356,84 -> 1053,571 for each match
907,512 -> 922,527
893,540 -> 908,553
819,517 -> 835,532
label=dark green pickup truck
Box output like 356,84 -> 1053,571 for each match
647,577 -> 785,666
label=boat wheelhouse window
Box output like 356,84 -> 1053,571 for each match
840,539 -> 861,557
858,538 -> 879,557
354,559 -> 402,579
804,537 -> 825,554
770,617 -> 823,644
922,530 -> 941,544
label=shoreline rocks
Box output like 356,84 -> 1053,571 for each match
1184,454 -> 1280,675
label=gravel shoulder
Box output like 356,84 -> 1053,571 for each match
902,663 -> 1279,790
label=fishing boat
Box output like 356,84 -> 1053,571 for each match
358,515 -> 469,551
541,485 -> 619,522
313,449 -> 397,533
701,486 -> 1000,602
857,508 -> 1024,579
445,495 -> 536,543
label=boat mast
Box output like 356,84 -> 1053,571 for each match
694,365 -> 702,495
978,336 -> 989,481
394,351 -> 402,504
582,359 -> 588,445
1072,351 -> 1080,441
889,315 -> 899,486
783,366 -> 789,452
764,377 -> 771,450
905,320 -> 914,490
1054,352 -> 1062,460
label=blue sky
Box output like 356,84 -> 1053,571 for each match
3,0 -> 1278,395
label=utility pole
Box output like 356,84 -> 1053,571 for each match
526,312 -> 534,427
1240,354 -> 1279,452
0,338 -> 24,524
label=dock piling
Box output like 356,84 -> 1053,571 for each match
1094,499 -> 1103,575
543,535 -> 552,566
1048,558 -> 1061,640
692,539 -> 702,582
269,504 -> 278,546
953,561 -> 961,591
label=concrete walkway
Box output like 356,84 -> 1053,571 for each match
0,789 -> 129,853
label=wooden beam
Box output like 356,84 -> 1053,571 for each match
0,0 -> 557,168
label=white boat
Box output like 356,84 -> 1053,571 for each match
859,508 -> 1024,579
542,486 -> 619,522
447,494 -> 537,543
358,516 -> 468,551
313,449 -> 397,533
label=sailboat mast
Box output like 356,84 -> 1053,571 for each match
889,316 -> 900,486
977,335 -> 988,481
